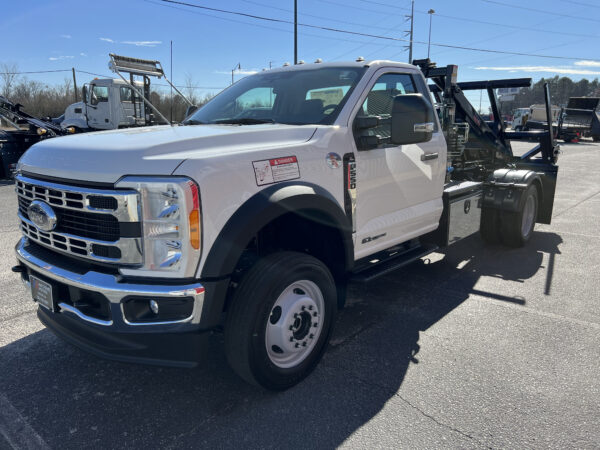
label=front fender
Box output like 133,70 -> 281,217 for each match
200,181 -> 353,280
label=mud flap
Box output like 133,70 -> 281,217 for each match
515,162 -> 559,224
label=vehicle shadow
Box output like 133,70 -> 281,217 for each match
0,231 -> 563,449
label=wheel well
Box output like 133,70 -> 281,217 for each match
226,209 -> 349,311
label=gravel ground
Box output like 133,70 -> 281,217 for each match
0,140 -> 598,449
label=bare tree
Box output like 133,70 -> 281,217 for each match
184,72 -> 198,105
0,63 -> 19,98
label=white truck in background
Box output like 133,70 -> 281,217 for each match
512,104 -> 561,131
58,54 -> 193,132
12,58 -> 560,390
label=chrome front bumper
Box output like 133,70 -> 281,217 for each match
15,237 -> 210,367
15,237 -> 205,330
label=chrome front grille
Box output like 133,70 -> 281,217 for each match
16,175 -> 143,265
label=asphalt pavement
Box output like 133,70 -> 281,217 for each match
0,141 -> 599,449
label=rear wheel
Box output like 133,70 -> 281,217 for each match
499,184 -> 538,247
224,251 -> 336,390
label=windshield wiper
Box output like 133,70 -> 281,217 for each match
182,119 -> 206,125
214,118 -> 275,125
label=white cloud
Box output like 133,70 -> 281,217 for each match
80,52 -> 87,57
99,37 -> 115,43
215,69 -> 259,75
48,55 -> 75,61
474,65 -> 600,76
574,60 -> 600,67
121,40 -> 162,47
60,34 -> 71,39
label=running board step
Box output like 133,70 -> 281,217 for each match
350,244 -> 438,283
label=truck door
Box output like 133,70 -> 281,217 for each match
87,84 -> 113,130
118,86 -> 137,127
351,70 -> 446,259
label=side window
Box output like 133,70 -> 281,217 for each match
90,85 -> 109,105
120,87 -> 133,102
360,73 -> 417,140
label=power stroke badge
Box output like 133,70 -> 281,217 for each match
253,156 -> 300,186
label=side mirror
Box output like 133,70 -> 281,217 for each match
391,94 -> 435,145
81,86 -> 87,104
185,105 -> 198,118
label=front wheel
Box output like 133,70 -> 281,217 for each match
224,251 -> 337,390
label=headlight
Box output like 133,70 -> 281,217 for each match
115,176 -> 201,278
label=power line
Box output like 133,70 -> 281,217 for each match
480,0 -> 600,23
562,0 -> 600,8
157,0 -> 600,62
321,0 -> 600,40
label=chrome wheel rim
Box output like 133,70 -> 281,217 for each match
521,194 -> 536,237
265,280 -> 325,369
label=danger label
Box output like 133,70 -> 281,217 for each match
253,156 -> 300,186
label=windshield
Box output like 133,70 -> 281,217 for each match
185,66 -> 366,126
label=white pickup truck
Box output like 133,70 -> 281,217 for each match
13,59 -> 559,390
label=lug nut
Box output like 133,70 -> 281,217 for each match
313,323 -> 318,327
308,305 -> 313,310
289,325 -> 293,330
309,334 -> 314,339
301,306 -> 306,311
295,343 -> 300,348
302,342 -> 307,347
289,337 -> 294,342
313,312 -> 317,317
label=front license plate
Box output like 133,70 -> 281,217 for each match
30,275 -> 55,312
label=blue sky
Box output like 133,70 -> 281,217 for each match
2,0 -> 600,109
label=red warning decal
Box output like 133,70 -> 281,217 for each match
253,155 -> 300,186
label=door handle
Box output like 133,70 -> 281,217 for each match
421,152 -> 439,161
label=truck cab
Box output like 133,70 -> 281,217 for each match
61,79 -> 146,131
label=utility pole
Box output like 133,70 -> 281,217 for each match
294,0 -> 298,64
72,67 -> 78,102
404,0 -> 415,64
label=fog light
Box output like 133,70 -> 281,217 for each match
149,299 -> 159,314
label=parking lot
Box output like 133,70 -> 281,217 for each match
0,141 -> 598,449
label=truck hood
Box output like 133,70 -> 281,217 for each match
18,124 -> 317,184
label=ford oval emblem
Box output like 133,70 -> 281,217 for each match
27,200 -> 57,232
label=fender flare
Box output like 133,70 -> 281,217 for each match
200,181 -> 354,279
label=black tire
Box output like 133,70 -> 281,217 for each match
593,136 -> 600,142
224,251 -> 337,390
480,207 -> 501,244
499,184 -> 538,247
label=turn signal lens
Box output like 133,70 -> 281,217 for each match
36,128 -> 47,136
66,127 -> 76,134
189,210 -> 200,249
